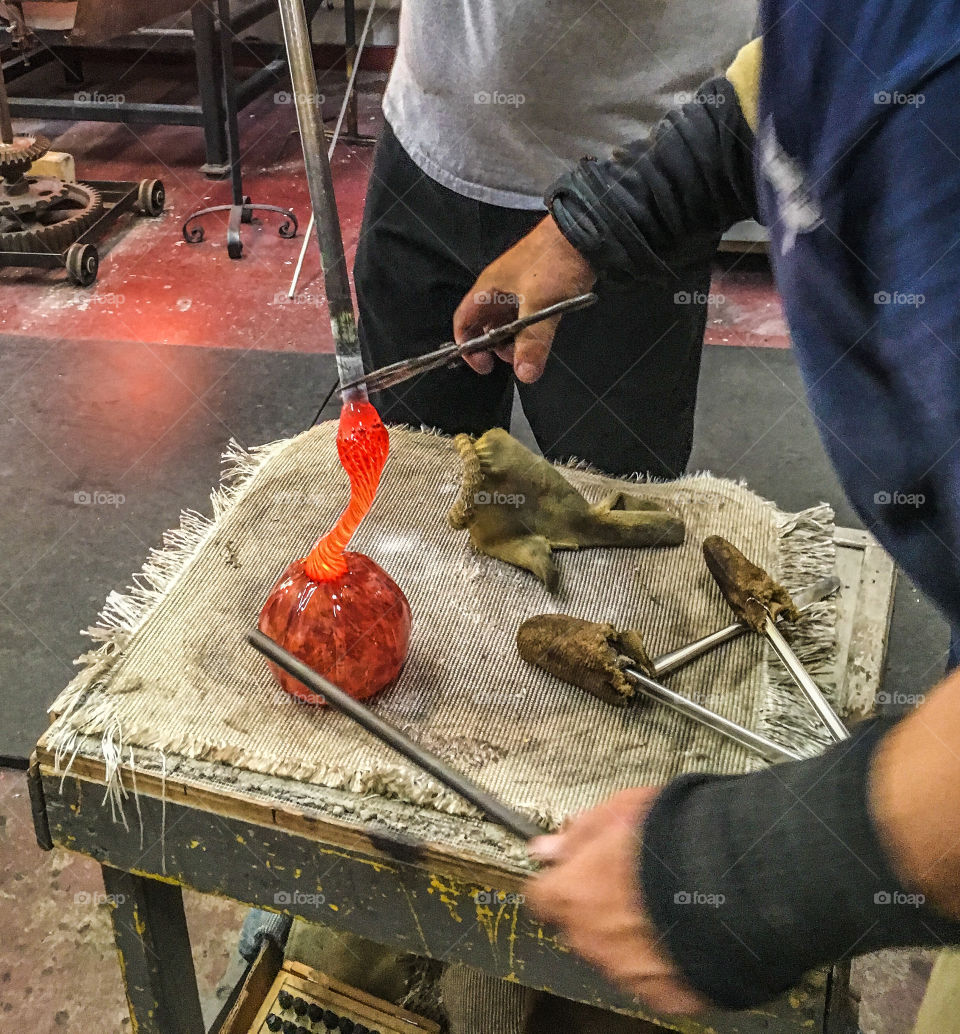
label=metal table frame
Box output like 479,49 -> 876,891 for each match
2,0 -> 340,176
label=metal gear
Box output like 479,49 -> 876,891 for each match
0,133 -> 50,180
0,181 -> 103,254
0,175 -> 69,218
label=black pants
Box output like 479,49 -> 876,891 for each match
354,122 -> 711,479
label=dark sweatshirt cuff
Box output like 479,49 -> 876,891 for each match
546,75 -> 757,282
639,718 -> 960,1009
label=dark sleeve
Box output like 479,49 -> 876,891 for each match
545,76 -> 758,281
639,718 -> 960,1009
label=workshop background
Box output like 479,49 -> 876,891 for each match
0,1 -> 949,1032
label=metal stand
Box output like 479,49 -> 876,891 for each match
183,0 -> 298,258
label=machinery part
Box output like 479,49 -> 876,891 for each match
703,535 -> 849,742
137,178 -> 165,216
65,242 -> 99,287
650,575 -> 841,677
0,174 -> 68,217
0,180 -> 103,254
0,133 -> 50,179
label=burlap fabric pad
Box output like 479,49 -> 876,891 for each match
50,424 -> 838,834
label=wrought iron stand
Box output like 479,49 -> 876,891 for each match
182,0 -> 298,259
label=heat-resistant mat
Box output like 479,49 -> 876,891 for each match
47,424 -> 838,831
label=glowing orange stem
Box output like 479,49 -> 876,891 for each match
303,399 -> 389,582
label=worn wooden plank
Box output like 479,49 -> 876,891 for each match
100,865 -> 205,1034
44,770 -> 828,1034
832,530 -> 897,718
34,751 -> 531,890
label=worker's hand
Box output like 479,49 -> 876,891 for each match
453,216 -> 596,384
525,787 -> 710,1015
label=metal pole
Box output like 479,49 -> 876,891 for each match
288,0 -> 376,299
277,0 -> 366,397
650,575 -> 840,678
763,616 -> 849,741
625,667 -> 802,764
248,630 -> 544,841
0,60 -> 14,144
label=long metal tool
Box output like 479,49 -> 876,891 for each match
702,536 -> 848,742
337,293 -> 598,395
277,0 -> 366,398
623,666 -> 801,763
650,575 -> 841,678
761,614 -> 849,740
287,0 -> 377,299
248,630 -> 544,841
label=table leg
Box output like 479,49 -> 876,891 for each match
192,1 -> 230,176
101,865 -> 205,1034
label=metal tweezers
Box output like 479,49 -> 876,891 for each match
338,292 -> 598,395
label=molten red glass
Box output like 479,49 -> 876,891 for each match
303,399 -> 390,582
258,552 -> 411,702
257,398 -> 411,703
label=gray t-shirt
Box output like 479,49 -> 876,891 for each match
382,0 -> 757,210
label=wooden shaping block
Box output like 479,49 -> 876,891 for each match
242,959 -> 440,1034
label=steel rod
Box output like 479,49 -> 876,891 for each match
248,630 -> 544,841
762,616 -> 849,741
277,0 -> 366,397
650,575 -> 840,678
0,60 -> 13,144
288,0 -> 376,299
624,667 -> 801,764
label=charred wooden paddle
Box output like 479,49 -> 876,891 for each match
650,575 -> 841,677
702,535 -> 848,742
516,615 -> 799,763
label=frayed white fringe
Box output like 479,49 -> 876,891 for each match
46,435 -> 296,829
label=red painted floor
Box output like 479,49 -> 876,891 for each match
2,58 -> 789,352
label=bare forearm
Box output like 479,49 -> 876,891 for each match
872,667 -> 960,917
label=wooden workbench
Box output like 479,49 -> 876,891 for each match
29,528 -> 894,1034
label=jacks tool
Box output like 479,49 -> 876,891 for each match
702,535 -> 849,742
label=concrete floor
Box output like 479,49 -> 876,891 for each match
0,46 -> 947,1034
